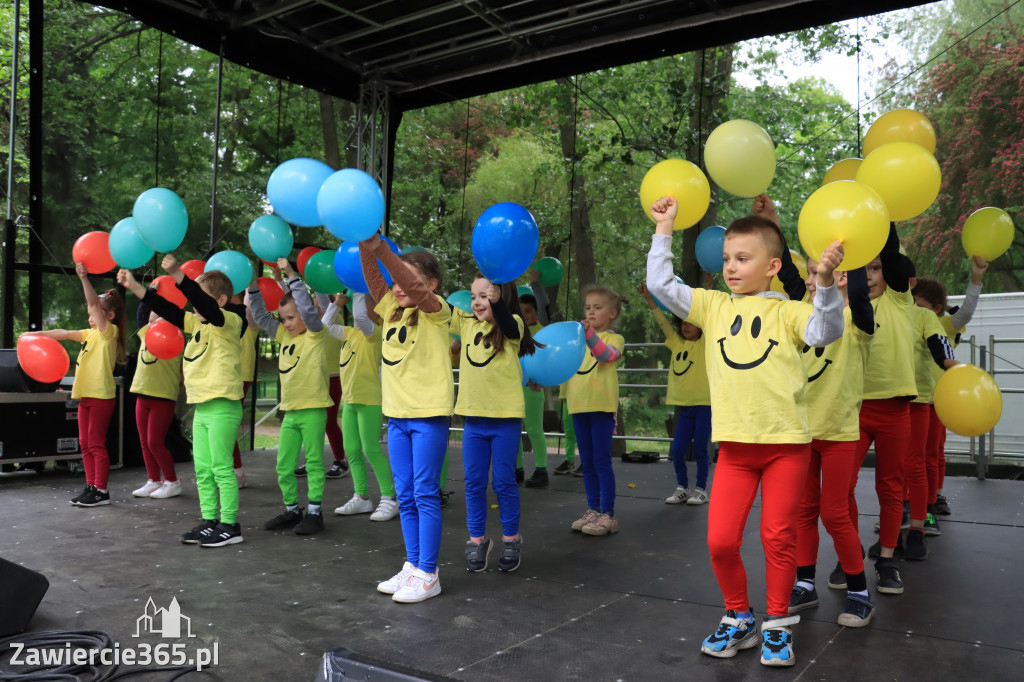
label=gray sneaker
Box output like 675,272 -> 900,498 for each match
498,537 -> 523,572
465,538 -> 491,572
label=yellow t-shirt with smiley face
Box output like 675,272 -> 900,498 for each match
71,324 -> 119,400
566,330 -> 624,415
181,311 -> 244,404
451,313 -> 525,418
862,287 -> 917,400
273,325 -> 331,411
338,324 -> 383,406
804,307 -> 873,441
374,291 -> 454,419
652,309 -> 709,407
130,325 -> 183,402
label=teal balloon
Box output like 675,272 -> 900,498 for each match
403,245 -> 428,254
305,249 -> 345,294
108,217 -> 154,269
517,285 -> 533,299
533,257 -> 564,286
446,290 -> 472,313
248,214 -> 294,262
695,225 -> 726,273
651,276 -> 686,314
523,322 -> 586,387
133,188 -> 188,252
205,250 -> 252,295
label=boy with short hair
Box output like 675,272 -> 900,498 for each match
647,196 -> 845,668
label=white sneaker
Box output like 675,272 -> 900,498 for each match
234,468 -> 247,489
392,568 -> 441,603
150,480 -> 182,499
665,486 -> 689,504
370,497 -> 399,521
377,561 -> 416,595
335,494 -> 374,515
686,487 -> 709,505
132,480 -> 163,497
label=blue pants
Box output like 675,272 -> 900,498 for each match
572,411 -> 616,516
387,416 -> 448,574
463,417 -> 521,538
670,405 -> 712,490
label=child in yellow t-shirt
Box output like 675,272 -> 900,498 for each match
33,262 -> 126,507
248,258 -> 332,536
647,196 -> 845,668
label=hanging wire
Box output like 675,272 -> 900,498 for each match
208,45 -> 225,253
458,98 -> 471,288
154,31 -> 163,187
855,17 -> 861,157
562,74 -> 580,318
274,79 -> 284,167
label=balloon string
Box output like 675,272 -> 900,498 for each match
963,337 -> 1024,374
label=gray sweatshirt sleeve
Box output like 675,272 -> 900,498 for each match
352,293 -> 375,337
950,283 -> 982,329
288,277 -> 323,332
530,280 -> 551,326
803,282 -> 845,347
321,303 -> 346,341
646,234 -> 692,319
246,287 -> 280,338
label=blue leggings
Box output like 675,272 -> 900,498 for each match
463,417 -> 521,538
572,411 -> 616,516
387,416 -> 448,574
670,405 -> 712,489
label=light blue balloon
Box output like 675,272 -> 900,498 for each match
266,158 -> 334,227
248,214 -> 294,262
523,321 -> 586,387
108,217 -> 154,269
471,202 -> 539,284
651,276 -> 686,315
205,250 -> 253,296
520,356 -> 530,387
317,169 -> 386,242
132,188 -> 188,253
333,236 -> 400,294
695,225 -> 726,273
402,245 -> 428,255
446,290 -> 472,313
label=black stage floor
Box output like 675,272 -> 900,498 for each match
2,448 -> 1023,681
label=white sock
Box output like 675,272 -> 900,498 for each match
286,504 -> 299,512
308,503 -> 321,515
796,580 -> 815,591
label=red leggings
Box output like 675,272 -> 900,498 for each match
707,441 -> 811,617
926,404 -> 946,502
797,440 -> 864,576
78,397 -> 115,489
135,395 -> 178,482
852,398 -> 910,550
232,381 -> 252,469
906,402 -> 930,522
325,375 -> 345,462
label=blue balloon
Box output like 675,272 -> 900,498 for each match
132,188 -> 188,253
248,214 -> 294,262
205,250 -> 253,296
523,321 -> 586,387
446,290 -> 472,313
108,217 -> 154,269
266,158 -> 334,227
317,169 -> 386,242
471,202 -> 539,284
333,236 -> 400,294
520,356 -> 530,387
695,225 -> 726,273
651,276 -> 686,314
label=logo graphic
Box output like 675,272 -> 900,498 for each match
133,597 -> 195,639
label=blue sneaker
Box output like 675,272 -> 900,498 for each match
700,610 -> 759,658
760,616 -> 799,667
838,592 -> 875,627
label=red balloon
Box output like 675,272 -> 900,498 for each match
297,246 -> 320,276
153,275 -> 187,309
17,334 -> 70,383
180,259 -> 205,280
258,277 -> 285,311
72,231 -> 116,274
145,320 -> 184,360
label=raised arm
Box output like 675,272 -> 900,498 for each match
584,325 -> 621,363
352,293 -> 375,337
488,288 -> 520,340
529,271 -> 551,325
76,263 -> 107,333
246,274 -> 281,338
321,301 -> 347,341
803,241 -> 845,346
279,258 -> 321,332
363,236 -> 442,313
639,283 -> 675,340
645,196 -> 694,319
880,223 -> 910,294
31,329 -> 83,343
120,268 -> 186,330
950,256 -> 987,329
847,267 -> 874,335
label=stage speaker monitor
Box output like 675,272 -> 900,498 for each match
0,348 -> 61,393
315,647 -> 456,682
0,557 -> 50,637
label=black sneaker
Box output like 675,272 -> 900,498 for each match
524,470 -> 549,488
294,465 -> 307,477
515,468 -> 525,484
325,460 -> 349,479
904,529 -> 928,561
71,484 -> 94,506
465,537 -> 491,572
572,464 -> 583,477
498,537 -> 523,572
199,522 -> 244,547
868,534 -> 904,559
934,494 -> 951,515
265,509 -> 303,530
788,584 -> 819,614
924,511 -> 941,536
875,559 -> 904,595
827,561 -> 847,590
553,461 -> 574,475
440,490 -> 450,507
77,489 -> 111,507
181,519 -> 218,544
294,511 -> 324,535
837,592 -> 875,627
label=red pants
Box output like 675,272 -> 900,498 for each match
852,398 -> 910,550
78,397 -> 115,489
797,440 -> 864,576
232,381 -> 252,469
135,395 -> 178,482
906,402 -> 930,522
926,404 -> 946,502
707,441 -> 811,617
325,375 -> 345,462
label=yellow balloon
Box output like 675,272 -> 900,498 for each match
798,181 -> 890,271
640,159 -> 710,230
863,109 -> 936,156
704,120 -> 776,197
962,207 -> 1015,261
933,364 -> 1002,436
855,142 -> 941,221
822,158 -> 862,185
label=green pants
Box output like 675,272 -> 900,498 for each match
193,398 -> 243,524
562,400 -> 576,462
518,385 -> 547,468
342,403 -> 394,498
277,407 -> 327,506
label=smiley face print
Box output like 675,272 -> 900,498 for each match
717,314 -> 779,370
671,349 -> 694,376
279,340 -> 301,374
802,344 -> 832,383
381,322 -> 414,366
466,331 -> 498,368
183,328 -> 208,363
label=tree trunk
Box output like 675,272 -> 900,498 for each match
319,92 -> 341,169
555,78 -> 597,299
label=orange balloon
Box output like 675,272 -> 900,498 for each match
144,320 -> 184,360
153,275 -> 187,309
17,334 -> 70,383
297,246 -> 321,276
180,259 -> 206,280
863,109 -> 936,156
72,231 -> 116,274
258,277 -> 285,311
